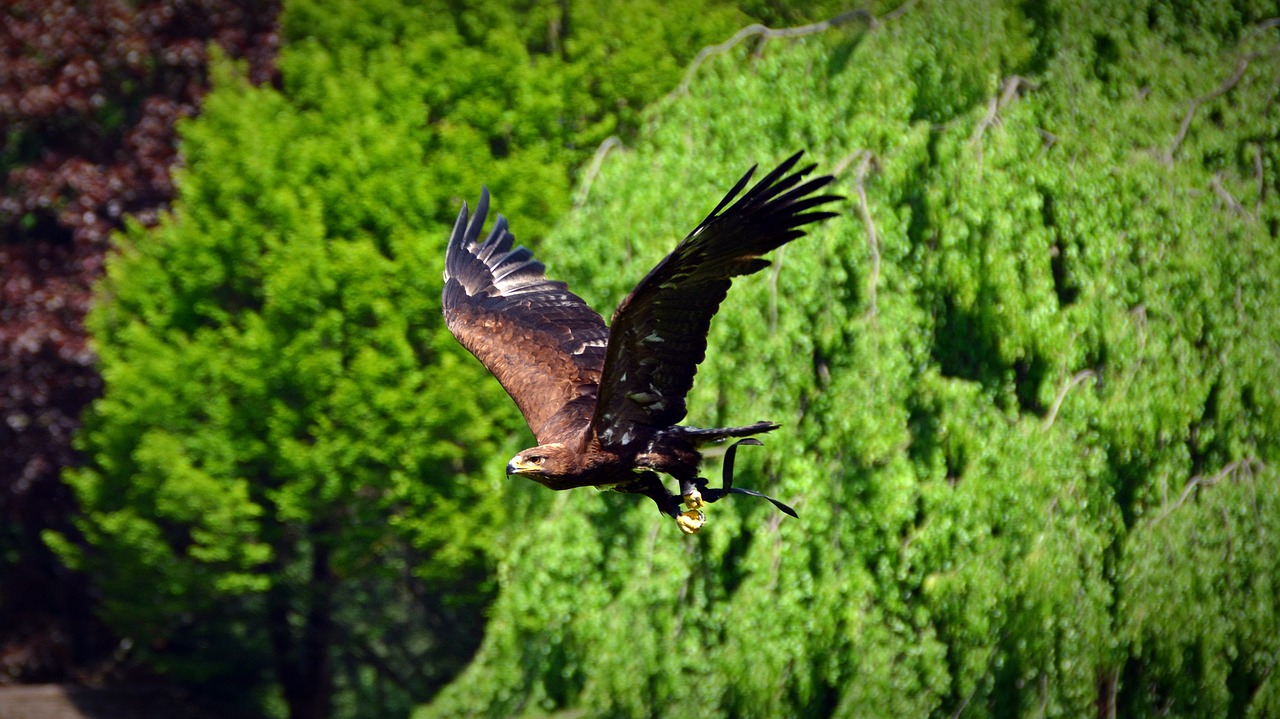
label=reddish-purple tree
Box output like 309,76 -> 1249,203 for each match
0,0 -> 279,681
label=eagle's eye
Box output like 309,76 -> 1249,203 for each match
528,455 -> 544,465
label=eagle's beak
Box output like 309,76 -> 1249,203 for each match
506,458 -> 534,475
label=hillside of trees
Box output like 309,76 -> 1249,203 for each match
421,2 -> 1280,717
6,0 -> 1278,718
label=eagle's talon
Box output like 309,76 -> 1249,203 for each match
682,488 -> 704,511
676,509 -> 705,534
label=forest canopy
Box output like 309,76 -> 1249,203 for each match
423,1 -> 1280,717
31,0 -> 1280,718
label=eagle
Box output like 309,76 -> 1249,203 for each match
442,152 -> 840,533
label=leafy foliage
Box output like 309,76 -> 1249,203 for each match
419,1 -> 1280,717
51,0 -> 750,716
0,0 -> 279,681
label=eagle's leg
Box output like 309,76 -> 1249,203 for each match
676,476 -> 709,534
679,477 -> 706,511
616,472 -> 705,533
633,445 -> 711,532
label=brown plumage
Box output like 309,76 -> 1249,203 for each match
442,152 -> 840,532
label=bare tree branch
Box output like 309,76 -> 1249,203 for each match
971,75 -> 1036,161
673,2 -> 918,96
1167,55 -> 1254,161
573,135 -> 623,208
830,148 -> 864,176
1036,127 -> 1059,159
1243,17 -> 1280,43
1211,172 -> 1250,217
1164,17 -> 1279,162
852,151 -> 881,320
1042,369 -> 1096,430
1153,457 -> 1264,523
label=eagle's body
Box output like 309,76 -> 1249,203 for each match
442,152 -> 839,532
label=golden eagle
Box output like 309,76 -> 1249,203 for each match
442,152 -> 840,533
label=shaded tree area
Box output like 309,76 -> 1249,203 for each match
46,1 -> 774,717
419,1 -> 1280,718
1,0 -> 280,682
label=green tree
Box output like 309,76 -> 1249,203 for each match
50,1 -> 749,717
420,1 -> 1280,717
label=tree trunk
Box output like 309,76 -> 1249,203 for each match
267,527 -> 336,719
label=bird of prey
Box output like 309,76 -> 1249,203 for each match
442,152 -> 840,533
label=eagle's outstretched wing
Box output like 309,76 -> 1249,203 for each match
442,188 -> 608,443
590,152 -> 841,449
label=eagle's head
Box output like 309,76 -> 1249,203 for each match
505,443 -> 576,484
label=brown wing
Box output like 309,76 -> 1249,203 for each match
442,188 -> 609,443
590,152 -> 841,448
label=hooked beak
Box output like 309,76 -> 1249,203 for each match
506,458 -> 536,476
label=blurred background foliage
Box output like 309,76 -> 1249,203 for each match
1,0 -> 280,682
419,0 -> 1280,717
3,0 -> 1278,718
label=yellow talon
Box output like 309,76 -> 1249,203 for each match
676,509 -> 705,534
682,488 -> 704,511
